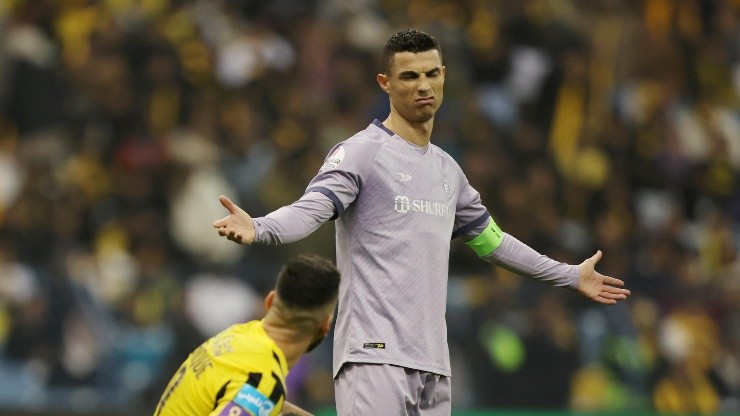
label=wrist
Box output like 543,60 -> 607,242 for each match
250,218 -> 262,244
569,264 -> 581,290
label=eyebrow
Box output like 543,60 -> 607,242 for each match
398,67 -> 442,78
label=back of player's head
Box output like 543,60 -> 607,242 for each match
381,29 -> 442,74
275,254 -> 340,310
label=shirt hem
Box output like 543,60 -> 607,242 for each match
333,357 -> 450,379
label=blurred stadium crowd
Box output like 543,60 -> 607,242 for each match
0,0 -> 737,414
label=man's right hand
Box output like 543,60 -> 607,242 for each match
213,195 -> 256,244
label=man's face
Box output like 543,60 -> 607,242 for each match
380,50 -> 445,124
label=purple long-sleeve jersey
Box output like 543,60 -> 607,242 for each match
253,120 -> 578,377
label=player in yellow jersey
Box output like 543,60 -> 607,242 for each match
154,254 -> 340,416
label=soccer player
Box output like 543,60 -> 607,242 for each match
213,29 -> 631,415
153,254 -> 340,416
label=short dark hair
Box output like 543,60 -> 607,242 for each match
276,254 -> 340,309
381,29 -> 442,74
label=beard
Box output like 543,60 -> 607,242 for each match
406,104 -> 436,123
391,97 -> 439,125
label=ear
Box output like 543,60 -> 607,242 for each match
320,316 -> 331,335
319,311 -> 334,335
264,291 -> 276,311
377,73 -> 390,93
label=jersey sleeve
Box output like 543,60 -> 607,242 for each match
452,176 -> 506,258
450,169 -> 578,288
482,233 -> 579,288
304,138 -> 378,219
252,136 -> 377,244
451,169 -> 497,241
209,349 -> 286,416
252,192 -> 335,244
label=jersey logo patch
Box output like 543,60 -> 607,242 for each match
320,146 -> 345,171
233,383 -> 275,416
363,342 -> 385,349
393,195 -> 452,219
218,402 -> 249,416
393,172 -> 413,182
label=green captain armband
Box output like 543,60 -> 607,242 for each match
465,219 -> 504,257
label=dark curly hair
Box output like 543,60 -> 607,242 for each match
381,29 -> 442,74
275,254 -> 340,310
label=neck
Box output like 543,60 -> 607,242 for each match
383,111 -> 433,147
261,317 -> 315,369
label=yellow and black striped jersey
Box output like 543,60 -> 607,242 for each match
154,320 -> 289,416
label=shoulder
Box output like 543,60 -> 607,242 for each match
319,126 -> 387,172
224,323 -> 286,371
343,126 -> 387,152
220,322 -> 273,353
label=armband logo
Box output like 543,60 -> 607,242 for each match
233,383 -> 275,416
320,146 -> 345,171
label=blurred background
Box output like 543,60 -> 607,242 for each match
0,0 -> 737,415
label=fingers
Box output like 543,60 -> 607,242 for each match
213,216 -> 228,228
599,290 -> 628,300
581,252 -> 631,305
600,276 -> 630,297
214,195 -> 237,228
603,276 -> 625,286
595,296 -> 617,305
213,196 -> 249,244
216,226 -> 239,242
590,250 -> 603,264
605,286 -> 630,296
225,228 -> 243,243
592,281 -> 630,304
219,195 -> 239,214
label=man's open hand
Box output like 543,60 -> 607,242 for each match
577,250 -> 630,304
213,195 -> 256,244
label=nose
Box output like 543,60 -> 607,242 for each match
418,74 -> 431,92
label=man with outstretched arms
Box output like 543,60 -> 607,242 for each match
154,254 -> 340,416
214,29 -> 630,415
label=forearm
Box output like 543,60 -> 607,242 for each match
253,193 -> 335,244
483,233 -> 579,289
281,401 -> 313,416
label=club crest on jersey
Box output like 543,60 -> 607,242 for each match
394,196 -> 410,213
442,180 -> 451,196
320,146 -> 345,171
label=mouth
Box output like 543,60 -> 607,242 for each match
415,97 -> 435,105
